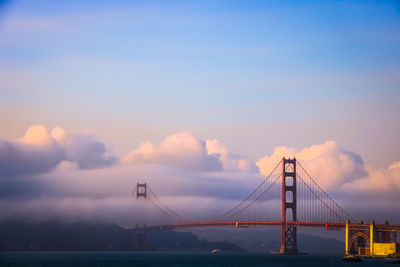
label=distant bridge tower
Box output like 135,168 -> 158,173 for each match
133,183 -> 148,250
136,183 -> 147,198
280,158 -> 298,254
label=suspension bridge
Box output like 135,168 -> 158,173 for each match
131,158 -> 400,256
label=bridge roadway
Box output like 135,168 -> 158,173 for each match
144,221 -> 400,232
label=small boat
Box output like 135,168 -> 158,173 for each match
342,254 -> 362,262
211,249 -> 220,254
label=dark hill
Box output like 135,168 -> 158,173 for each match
0,220 -> 243,252
188,228 -> 344,253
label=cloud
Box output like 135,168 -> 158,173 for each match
0,163 -> 262,226
1,153 -> 397,226
123,130 -> 257,173
1,127 -> 400,226
342,161 -> 400,196
0,125 -> 263,226
256,140 -> 400,214
53,128 -> 117,169
389,161 -> 400,170
205,139 -> 258,173
123,130 -> 222,171
0,126 -> 65,177
0,125 -> 116,177
19,125 -> 57,146
257,141 -> 366,189
56,160 -> 79,171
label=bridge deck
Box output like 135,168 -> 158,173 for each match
143,221 -> 400,231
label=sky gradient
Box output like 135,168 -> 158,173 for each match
0,1 -> 400,227
1,0 -> 400,165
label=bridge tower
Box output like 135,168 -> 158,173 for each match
136,183 -> 147,198
133,224 -> 147,250
133,183 -> 147,250
280,157 -> 298,254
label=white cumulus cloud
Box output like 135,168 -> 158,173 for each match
123,130 -> 222,171
0,125 -> 116,177
257,141 -> 366,189
123,130 -> 258,173
206,139 -> 258,173
342,162 -> 400,195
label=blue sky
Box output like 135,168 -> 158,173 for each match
1,0 -> 400,165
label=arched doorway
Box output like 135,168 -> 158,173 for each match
349,231 -> 369,255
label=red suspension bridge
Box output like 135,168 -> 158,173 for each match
132,158 -> 400,256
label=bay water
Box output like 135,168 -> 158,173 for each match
0,251 -> 394,266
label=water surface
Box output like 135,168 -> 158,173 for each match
0,251 -> 394,266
